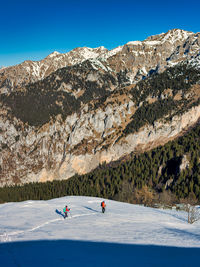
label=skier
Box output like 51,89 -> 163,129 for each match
101,201 -> 106,213
63,205 -> 70,218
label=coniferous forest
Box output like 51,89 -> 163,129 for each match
0,122 -> 199,205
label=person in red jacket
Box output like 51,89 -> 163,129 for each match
101,201 -> 106,213
63,205 -> 70,218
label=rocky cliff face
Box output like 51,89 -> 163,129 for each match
0,29 -> 200,186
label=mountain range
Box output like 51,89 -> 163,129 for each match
0,28 -> 200,187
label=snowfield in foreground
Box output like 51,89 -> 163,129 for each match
0,196 -> 200,266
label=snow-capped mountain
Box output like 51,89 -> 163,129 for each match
0,29 -> 200,186
0,196 -> 200,266
0,46 -> 108,94
0,29 -> 199,94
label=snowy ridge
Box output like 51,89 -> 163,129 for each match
126,41 -> 142,45
0,66 -> 7,71
1,29 -> 199,95
47,51 -> 61,58
126,29 -> 193,48
145,29 -> 193,44
160,29 -> 193,44
102,45 -> 123,59
144,40 -> 161,46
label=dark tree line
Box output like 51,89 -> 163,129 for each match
0,123 -> 199,204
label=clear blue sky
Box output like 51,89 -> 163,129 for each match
0,0 -> 199,67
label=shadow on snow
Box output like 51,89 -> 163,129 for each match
83,206 -> 100,213
0,239 -> 200,267
166,227 -> 200,242
153,208 -> 187,223
55,209 -> 65,218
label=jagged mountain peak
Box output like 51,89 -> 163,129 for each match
46,51 -> 61,58
125,29 -> 193,47
0,66 -> 7,72
1,28 -> 200,186
1,28 -> 199,95
146,28 -> 193,43
66,46 -> 108,63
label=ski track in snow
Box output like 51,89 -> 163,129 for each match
0,211 -> 97,238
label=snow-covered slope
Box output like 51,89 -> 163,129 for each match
0,196 -> 200,266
